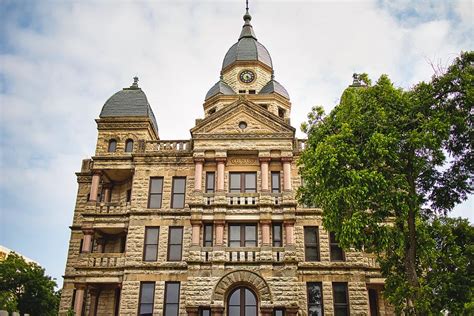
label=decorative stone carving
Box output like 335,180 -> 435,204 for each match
212,270 -> 272,303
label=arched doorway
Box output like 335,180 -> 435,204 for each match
227,287 -> 257,316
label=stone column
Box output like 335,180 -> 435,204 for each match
186,306 -> 199,316
74,283 -> 86,316
216,158 -> 226,192
96,238 -> 105,253
261,220 -> 271,246
215,220 -> 225,246
88,288 -> 100,316
260,307 -> 273,316
191,220 -> 201,246
89,172 -> 101,202
103,186 -> 111,203
194,158 -> 204,192
211,306 -> 224,316
282,157 -> 292,191
260,158 -> 271,192
82,229 -> 94,253
284,221 -> 295,245
286,306 -> 299,316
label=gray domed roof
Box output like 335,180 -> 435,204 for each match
100,77 -> 159,135
205,80 -> 236,100
259,79 -> 290,99
222,10 -> 273,70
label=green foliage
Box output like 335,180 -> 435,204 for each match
0,252 -> 60,315
299,52 -> 473,314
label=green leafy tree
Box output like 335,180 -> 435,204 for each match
298,51 -> 473,314
0,252 -> 60,315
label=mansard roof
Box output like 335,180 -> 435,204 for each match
99,77 -> 159,135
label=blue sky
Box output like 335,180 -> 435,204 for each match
0,0 -> 472,288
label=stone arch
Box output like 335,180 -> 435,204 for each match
212,270 -> 272,303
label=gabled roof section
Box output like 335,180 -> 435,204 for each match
191,97 -> 295,138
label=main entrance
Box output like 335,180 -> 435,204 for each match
227,287 -> 257,316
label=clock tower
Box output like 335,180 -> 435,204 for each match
204,7 -> 291,122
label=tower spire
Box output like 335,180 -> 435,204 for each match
240,0 -> 256,40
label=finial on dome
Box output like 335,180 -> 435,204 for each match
131,76 -> 139,88
243,0 -> 251,22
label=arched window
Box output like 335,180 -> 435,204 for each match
227,287 -> 257,316
108,139 -> 117,152
125,139 -> 134,152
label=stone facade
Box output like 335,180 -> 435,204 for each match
59,8 -> 393,316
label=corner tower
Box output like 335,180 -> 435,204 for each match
204,7 -> 291,121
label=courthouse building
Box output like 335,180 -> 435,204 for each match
60,7 -> 393,316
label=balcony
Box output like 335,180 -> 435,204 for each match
90,202 -> 131,215
202,193 -> 282,207
197,248 -> 285,263
77,253 -> 125,269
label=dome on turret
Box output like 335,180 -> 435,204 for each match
259,78 -> 290,99
205,79 -> 236,100
100,77 -> 159,135
222,9 -> 273,70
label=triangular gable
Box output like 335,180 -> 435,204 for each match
191,98 -> 295,138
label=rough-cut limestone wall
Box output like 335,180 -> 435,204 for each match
126,217 -> 192,265
131,164 -> 194,211
59,284 -> 74,314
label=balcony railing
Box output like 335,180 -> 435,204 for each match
93,202 -> 131,214
227,194 -> 258,206
295,139 -> 307,152
78,253 -> 125,268
199,249 -> 285,263
202,193 -> 282,206
143,140 -> 191,153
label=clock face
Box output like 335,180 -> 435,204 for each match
239,70 -> 255,83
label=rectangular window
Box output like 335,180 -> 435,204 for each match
126,189 -> 132,203
200,308 -> 211,316
238,90 -> 246,94
171,177 -> 186,208
330,232 -> 345,261
274,308 -> 285,316
229,172 -> 257,193
368,288 -> 379,316
307,282 -> 324,316
164,282 -> 180,316
248,89 -> 256,94
272,223 -> 282,247
271,172 -> 280,193
278,107 -> 285,118
167,227 -> 183,261
229,224 -> 257,247
148,177 -> 163,208
203,224 -> 213,247
304,227 -> 320,261
143,227 -> 159,261
206,172 -> 215,193
333,283 -> 349,316
138,282 -> 155,316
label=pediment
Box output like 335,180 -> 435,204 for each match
191,100 -> 295,138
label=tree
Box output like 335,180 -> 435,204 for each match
0,252 -> 60,315
298,51 -> 473,314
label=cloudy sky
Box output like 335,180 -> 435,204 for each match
0,0 -> 472,287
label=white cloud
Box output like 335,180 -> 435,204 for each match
0,0 -> 472,286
